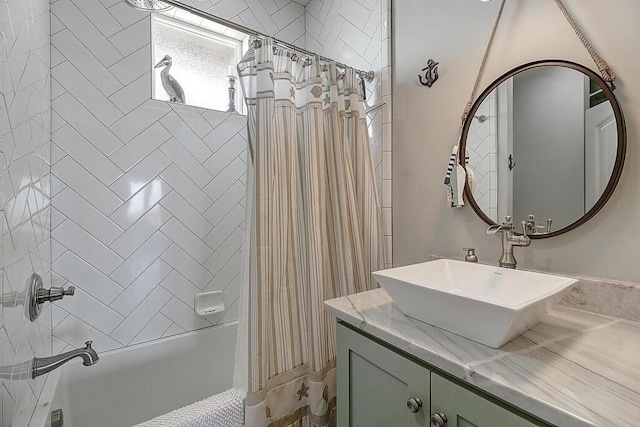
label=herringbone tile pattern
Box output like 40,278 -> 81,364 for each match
49,0 -> 269,353
1,0 -> 52,423
50,0 -> 307,353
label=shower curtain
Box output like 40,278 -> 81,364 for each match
238,39 -> 385,427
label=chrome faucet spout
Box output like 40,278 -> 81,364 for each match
32,341 -> 99,379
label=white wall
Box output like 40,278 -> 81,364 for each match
394,0 -> 640,282
0,0 -> 52,423
49,0 -> 305,354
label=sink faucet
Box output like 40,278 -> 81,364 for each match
32,341 -> 99,379
486,216 -> 531,269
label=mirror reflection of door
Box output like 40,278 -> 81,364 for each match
467,65 -> 618,233
585,89 -> 617,209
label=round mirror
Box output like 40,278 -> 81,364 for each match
461,60 -> 626,238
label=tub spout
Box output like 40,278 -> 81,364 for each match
32,341 -> 99,379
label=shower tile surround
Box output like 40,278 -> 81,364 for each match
466,93 -> 498,222
49,0 -> 389,354
1,0 -> 52,423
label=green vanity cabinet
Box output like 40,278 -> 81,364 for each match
337,322 -> 432,426
431,372 -> 542,427
337,322 -> 549,427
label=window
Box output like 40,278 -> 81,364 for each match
152,13 -> 247,113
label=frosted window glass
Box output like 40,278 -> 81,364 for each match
154,20 -> 239,112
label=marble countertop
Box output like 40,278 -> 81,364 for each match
325,288 -> 640,427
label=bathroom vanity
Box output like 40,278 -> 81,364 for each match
326,289 -> 640,427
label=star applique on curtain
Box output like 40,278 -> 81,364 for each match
296,383 -> 310,400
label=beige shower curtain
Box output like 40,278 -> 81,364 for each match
238,40 -> 385,427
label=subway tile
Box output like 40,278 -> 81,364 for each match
160,297 -> 210,331
109,99 -> 171,144
71,0 -> 122,37
53,92 -> 123,156
108,72 -> 152,115
203,134 -> 246,178
204,181 -> 245,226
110,286 -> 172,344
160,217 -> 213,264
52,220 -> 123,275
53,251 -> 124,305
204,251 -> 242,292
204,227 -> 243,276
160,112 -> 213,160
109,178 -> 171,229
52,188 -> 123,246
107,0 -> 149,28
161,244 -> 213,290
203,204 -> 244,251
110,259 -> 172,316
203,157 -> 246,202
52,125 -> 123,184
108,17 -> 151,57
159,270 -> 202,308
160,191 -> 213,237
160,164 -> 213,214
169,103 -> 214,139
109,231 -> 172,287
161,322 -> 186,339
109,149 -> 171,200
52,0 -> 123,67
130,313 -> 173,345
110,204 -> 171,258
109,121 -> 171,172
55,287 -> 124,335
52,156 -> 123,215
108,44 -> 151,87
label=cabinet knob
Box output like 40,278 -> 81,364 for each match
430,412 -> 448,427
406,397 -> 422,413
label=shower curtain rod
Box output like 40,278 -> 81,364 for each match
161,0 -> 375,82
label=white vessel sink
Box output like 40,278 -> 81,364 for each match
372,259 -> 577,348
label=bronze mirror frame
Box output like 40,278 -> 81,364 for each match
460,59 -> 627,239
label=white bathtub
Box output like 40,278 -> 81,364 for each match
48,322 -> 238,427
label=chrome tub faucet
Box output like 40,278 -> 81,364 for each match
487,216 -> 531,269
32,341 -> 99,379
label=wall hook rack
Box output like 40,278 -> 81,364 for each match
419,59 -> 439,87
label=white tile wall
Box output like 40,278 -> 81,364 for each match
1,0 -> 52,423
467,93 -> 498,222
50,0 -> 307,353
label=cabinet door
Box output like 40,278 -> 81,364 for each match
431,372 -> 544,427
337,323 -> 431,427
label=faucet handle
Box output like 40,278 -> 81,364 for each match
85,341 -> 93,349
36,286 -> 75,304
503,215 -> 512,225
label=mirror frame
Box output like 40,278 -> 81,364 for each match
460,59 -> 627,239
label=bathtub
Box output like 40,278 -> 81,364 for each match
47,322 -> 239,427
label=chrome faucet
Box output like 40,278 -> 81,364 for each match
487,216 -> 531,269
32,341 -> 99,379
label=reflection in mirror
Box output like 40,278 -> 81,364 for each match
465,65 -> 619,234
